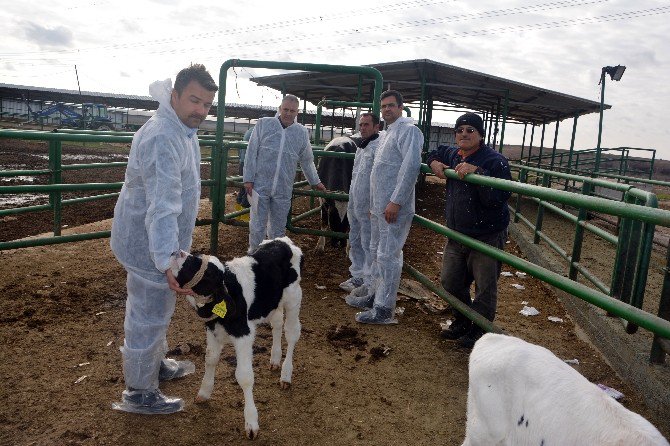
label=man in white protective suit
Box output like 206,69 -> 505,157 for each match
243,94 -> 326,253
339,112 -> 382,296
110,64 -> 217,414
346,90 -> 423,325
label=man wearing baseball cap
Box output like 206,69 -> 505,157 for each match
426,112 -> 512,348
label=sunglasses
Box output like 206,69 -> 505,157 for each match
455,127 -> 477,134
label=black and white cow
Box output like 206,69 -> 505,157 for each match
169,236 -> 303,440
315,135 -> 361,250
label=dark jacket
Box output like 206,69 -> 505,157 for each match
426,144 -> 512,238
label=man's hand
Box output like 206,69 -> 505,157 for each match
384,202 -> 401,224
314,182 -> 327,192
166,268 -> 194,295
244,182 -> 254,196
454,162 -> 479,179
429,160 -> 449,180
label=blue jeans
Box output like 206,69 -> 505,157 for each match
440,229 -> 507,322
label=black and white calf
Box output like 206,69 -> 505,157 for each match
315,135 -> 360,250
463,333 -> 669,446
169,236 -> 304,440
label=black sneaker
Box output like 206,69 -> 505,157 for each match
458,326 -> 485,349
112,388 -> 184,415
440,318 -> 472,340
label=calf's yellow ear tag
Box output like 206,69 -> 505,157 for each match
212,301 -> 227,319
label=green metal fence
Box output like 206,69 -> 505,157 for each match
0,129 -> 219,250
516,146 -> 657,182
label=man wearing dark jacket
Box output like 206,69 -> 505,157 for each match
426,112 -> 511,348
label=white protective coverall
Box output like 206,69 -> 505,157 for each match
110,78 -> 201,390
347,132 -> 382,289
367,116 -> 423,319
243,116 -> 321,252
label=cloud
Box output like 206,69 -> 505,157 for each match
22,22 -> 74,49
119,19 -> 142,34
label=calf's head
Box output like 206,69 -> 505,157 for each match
169,251 -> 230,320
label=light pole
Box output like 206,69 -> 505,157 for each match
594,65 -> 626,175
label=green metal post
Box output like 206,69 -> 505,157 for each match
486,107 -> 494,146
619,198 -> 643,306
569,182 -> 592,280
549,116 -> 560,172
527,124 -> 535,166
595,69 -> 607,176
610,193 -> 634,301
537,120 -> 546,172
618,149 -> 627,178
513,168 -> 528,223
519,123 -> 528,163
630,198 -> 657,312
419,72 -> 426,129
315,103 -> 323,144
564,114 -> 578,190
423,97 -> 433,155
498,92 -> 509,154
492,99 -> 501,149
533,173 -> 550,244
209,143 -> 223,254
49,140 -> 62,236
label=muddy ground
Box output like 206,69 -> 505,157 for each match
0,138 -> 668,445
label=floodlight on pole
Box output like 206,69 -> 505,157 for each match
603,65 -> 626,82
594,65 -> 626,175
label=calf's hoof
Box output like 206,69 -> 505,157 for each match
246,423 -> 260,440
269,363 -> 281,371
280,380 -> 291,390
194,395 -> 209,404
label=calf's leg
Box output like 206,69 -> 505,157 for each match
195,327 -> 224,403
268,307 -> 284,371
280,283 -> 302,388
231,333 -> 259,439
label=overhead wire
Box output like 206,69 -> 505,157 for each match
1,2 -> 666,66
0,0 -> 613,60
0,0 -> 453,58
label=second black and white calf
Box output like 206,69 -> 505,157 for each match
169,236 -> 304,440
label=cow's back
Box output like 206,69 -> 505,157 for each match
317,136 -> 359,192
464,333 -> 669,446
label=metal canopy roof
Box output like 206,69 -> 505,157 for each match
251,59 -> 608,124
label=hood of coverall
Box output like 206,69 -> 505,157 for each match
149,78 -> 197,137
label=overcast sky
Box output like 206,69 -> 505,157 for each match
1,0 -> 669,159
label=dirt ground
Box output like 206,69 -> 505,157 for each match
0,138 -> 668,445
